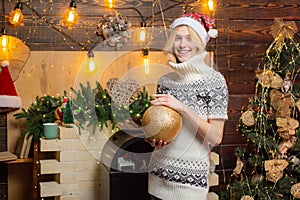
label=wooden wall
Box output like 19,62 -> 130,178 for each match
1,0 -> 300,194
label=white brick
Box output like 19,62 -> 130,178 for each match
79,190 -> 100,200
210,152 -> 219,166
208,172 -> 219,186
59,171 -> 100,184
208,192 -> 219,200
77,160 -> 100,171
59,139 -> 86,151
60,183 -> 79,196
77,171 -> 100,181
59,126 -> 79,139
59,173 -> 79,184
40,181 -> 62,197
59,151 -> 95,162
41,182 -> 79,197
57,195 -> 80,200
40,159 -> 78,174
40,138 -> 62,152
79,180 -> 100,191
79,137 -> 107,151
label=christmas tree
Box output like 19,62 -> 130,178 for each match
63,98 -> 74,125
220,19 -> 300,200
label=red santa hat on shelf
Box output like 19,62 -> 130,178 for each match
0,61 -> 22,108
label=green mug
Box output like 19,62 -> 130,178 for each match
43,123 -> 58,139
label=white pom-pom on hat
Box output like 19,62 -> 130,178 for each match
208,29 -> 218,38
1,61 -> 9,68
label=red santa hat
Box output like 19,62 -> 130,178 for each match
171,13 -> 218,46
0,61 -> 22,108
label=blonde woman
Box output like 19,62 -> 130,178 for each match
147,13 -> 228,200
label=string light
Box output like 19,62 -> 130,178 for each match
208,0 -> 214,13
0,29 -> 9,52
8,1 -> 24,26
133,21 -> 148,46
105,0 -> 115,9
83,51 -> 100,75
142,48 -> 150,74
64,1 -> 78,29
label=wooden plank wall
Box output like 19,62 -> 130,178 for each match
1,0 -> 300,194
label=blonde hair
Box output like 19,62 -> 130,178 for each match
163,25 -> 206,63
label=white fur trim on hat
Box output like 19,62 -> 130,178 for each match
0,95 -> 22,108
1,61 -> 9,67
171,17 -> 209,45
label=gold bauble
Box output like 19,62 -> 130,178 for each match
142,105 -> 182,143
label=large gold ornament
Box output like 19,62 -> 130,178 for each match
142,105 -> 182,143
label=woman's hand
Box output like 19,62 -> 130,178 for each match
145,138 -> 170,149
150,94 -> 184,113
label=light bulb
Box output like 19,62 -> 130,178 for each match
134,22 -> 148,45
64,1 -> 78,29
105,0 -> 115,8
0,29 -> 9,52
144,57 -> 149,74
8,2 -> 24,26
142,49 -> 150,74
84,51 -> 99,76
208,0 -> 214,13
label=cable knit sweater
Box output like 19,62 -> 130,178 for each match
148,51 -> 228,200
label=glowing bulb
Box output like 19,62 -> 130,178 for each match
64,1 -> 78,29
8,2 -> 23,26
105,0 -> 115,8
83,51 -> 99,76
0,29 -> 9,52
88,59 -> 96,72
142,49 -> 150,74
139,28 -> 146,42
208,0 -> 214,12
144,57 -> 149,74
134,22 -> 148,45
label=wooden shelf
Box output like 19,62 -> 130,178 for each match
3,158 -> 33,164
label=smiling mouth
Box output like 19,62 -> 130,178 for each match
177,50 -> 190,56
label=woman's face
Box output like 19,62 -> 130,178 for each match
173,26 -> 199,63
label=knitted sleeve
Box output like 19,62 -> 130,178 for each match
207,72 -> 228,119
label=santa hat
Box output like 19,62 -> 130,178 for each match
0,61 -> 22,108
170,13 -> 218,46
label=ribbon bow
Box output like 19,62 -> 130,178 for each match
271,18 -> 298,50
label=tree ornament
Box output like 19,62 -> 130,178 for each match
233,156 -> 244,176
278,136 -> 297,154
264,159 -> 288,183
271,18 -> 298,50
256,70 -> 283,89
241,108 -> 256,126
106,78 -> 140,107
142,105 -> 182,143
251,174 -> 264,183
281,71 -> 292,94
240,195 -> 254,200
291,183 -> 300,199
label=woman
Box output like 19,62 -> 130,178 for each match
147,13 -> 228,200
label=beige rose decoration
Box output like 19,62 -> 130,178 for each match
264,159 -> 289,183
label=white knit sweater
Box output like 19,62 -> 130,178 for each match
148,52 -> 228,200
